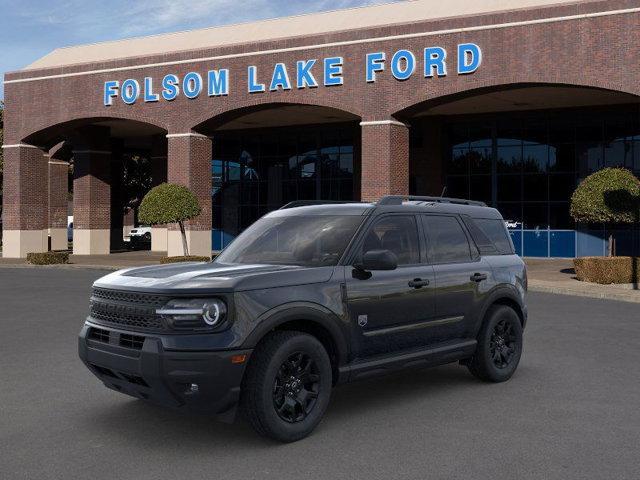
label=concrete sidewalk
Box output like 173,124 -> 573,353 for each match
525,258 -> 640,303
0,250 -> 164,271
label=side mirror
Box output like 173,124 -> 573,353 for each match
359,249 -> 398,271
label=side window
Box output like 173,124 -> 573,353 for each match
423,215 -> 472,263
461,216 -> 498,255
360,216 -> 420,265
475,218 -> 515,255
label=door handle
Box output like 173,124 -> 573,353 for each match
408,278 -> 430,288
470,272 -> 488,282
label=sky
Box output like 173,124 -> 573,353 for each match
0,0 -> 399,100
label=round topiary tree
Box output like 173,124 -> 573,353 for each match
570,168 -> 640,256
138,183 -> 202,256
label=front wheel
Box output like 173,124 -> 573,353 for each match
467,305 -> 523,382
241,331 -> 332,442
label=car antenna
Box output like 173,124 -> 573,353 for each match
440,186 -> 447,197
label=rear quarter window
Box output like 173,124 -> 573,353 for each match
471,218 -> 514,255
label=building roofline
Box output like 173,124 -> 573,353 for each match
17,0 -> 600,72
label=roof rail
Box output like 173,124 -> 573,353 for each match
377,195 -> 487,207
279,200 -> 360,210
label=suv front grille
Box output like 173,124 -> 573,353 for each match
91,288 -> 167,306
89,288 -> 167,332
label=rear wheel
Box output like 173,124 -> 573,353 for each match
241,331 -> 332,442
467,305 -> 523,382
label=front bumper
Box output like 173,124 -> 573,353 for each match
78,322 -> 251,420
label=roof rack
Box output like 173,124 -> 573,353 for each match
377,195 -> 487,207
279,200 -> 360,209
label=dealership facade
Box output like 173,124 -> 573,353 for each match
3,0 -> 640,258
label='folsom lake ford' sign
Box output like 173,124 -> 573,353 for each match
103,43 -> 482,106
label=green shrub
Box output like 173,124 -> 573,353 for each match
159,255 -> 210,264
139,183 -> 202,256
573,256 -> 640,284
27,251 -> 70,265
570,168 -> 640,224
570,168 -> 640,256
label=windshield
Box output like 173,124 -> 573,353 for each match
215,215 -> 364,267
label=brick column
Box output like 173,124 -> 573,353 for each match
166,133 -> 212,257
2,144 -> 49,258
48,159 -> 69,251
150,134 -> 168,252
360,120 -> 410,202
71,127 -> 112,255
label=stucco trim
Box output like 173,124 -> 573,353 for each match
360,120 -> 409,127
166,133 -> 212,139
1,143 -> 42,149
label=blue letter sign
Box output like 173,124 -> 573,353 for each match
457,43 -> 482,74
102,45 -> 483,105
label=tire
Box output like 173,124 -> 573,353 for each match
467,305 -> 523,382
241,331 -> 332,442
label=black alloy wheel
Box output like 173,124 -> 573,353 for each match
467,305 -> 523,382
489,319 -> 518,369
273,352 -> 321,423
241,331 -> 332,442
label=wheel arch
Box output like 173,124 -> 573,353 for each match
479,287 -> 527,331
242,303 -> 350,385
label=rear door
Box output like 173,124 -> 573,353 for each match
344,214 -> 436,357
421,214 -> 493,341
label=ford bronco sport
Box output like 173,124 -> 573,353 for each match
79,195 -> 527,442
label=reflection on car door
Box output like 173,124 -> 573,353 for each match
344,214 -> 436,357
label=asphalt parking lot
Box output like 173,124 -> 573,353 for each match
1,268 -> 639,480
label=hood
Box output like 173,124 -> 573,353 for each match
93,262 -> 335,293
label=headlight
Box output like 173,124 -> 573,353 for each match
156,298 -> 227,330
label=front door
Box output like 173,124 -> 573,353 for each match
344,215 -> 436,358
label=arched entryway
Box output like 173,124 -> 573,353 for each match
3,117 -> 167,257
397,84 -> 640,257
194,103 -> 361,249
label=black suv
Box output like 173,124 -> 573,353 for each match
79,196 -> 527,442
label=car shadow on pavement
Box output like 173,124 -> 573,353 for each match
328,364 -> 478,419
85,363 -> 488,447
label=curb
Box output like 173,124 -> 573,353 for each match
0,264 -> 122,272
528,282 -> 640,304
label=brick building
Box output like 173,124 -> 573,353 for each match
3,0 -> 640,258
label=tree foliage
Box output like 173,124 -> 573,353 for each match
138,183 -> 201,225
570,168 -> 640,224
121,153 -> 152,209
138,183 -> 202,256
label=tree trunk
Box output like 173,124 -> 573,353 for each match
608,233 -> 614,257
178,221 -> 189,256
